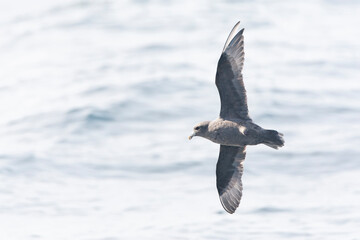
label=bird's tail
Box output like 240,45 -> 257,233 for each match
263,130 -> 284,150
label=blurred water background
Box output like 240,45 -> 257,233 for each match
0,0 -> 360,239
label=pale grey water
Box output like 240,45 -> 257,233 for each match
0,0 -> 360,239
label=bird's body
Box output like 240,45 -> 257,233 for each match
189,21 -> 284,214
206,119 -> 263,146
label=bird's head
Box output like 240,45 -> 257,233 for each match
188,121 -> 210,140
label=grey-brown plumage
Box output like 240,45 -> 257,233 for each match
189,21 -> 284,214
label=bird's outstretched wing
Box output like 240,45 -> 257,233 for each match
216,22 -> 250,120
216,145 -> 246,214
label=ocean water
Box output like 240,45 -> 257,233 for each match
0,0 -> 359,239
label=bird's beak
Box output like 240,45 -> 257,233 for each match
188,132 -> 195,140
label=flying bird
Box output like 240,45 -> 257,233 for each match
189,22 -> 284,214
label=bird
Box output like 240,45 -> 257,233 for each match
188,21 -> 284,214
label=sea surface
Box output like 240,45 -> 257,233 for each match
0,0 -> 359,239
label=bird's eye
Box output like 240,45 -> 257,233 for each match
195,126 -> 200,131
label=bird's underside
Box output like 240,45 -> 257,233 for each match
214,22 -> 250,214
189,21 -> 284,214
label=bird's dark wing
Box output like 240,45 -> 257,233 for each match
216,145 -> 246,214
215,22 -> 250,120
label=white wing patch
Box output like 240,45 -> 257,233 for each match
239,126 -> 247,135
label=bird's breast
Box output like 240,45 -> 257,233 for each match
208,120 -> 247,146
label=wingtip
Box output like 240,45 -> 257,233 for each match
222,21 -> 242,52
226,208 -> 236,214
222,22 -> 245,52
219,195 -> 238,214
